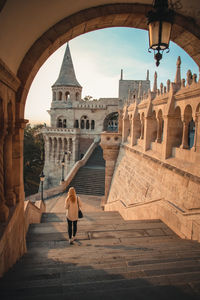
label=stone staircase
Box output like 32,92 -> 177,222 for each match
1,209 -> 200,299
68,145 -> 105,196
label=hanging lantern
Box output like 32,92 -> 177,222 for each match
147,0 -> 174,66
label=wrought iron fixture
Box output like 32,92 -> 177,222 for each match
147,0 -> 175,66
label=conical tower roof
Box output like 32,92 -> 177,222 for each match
52,43 -> 81,88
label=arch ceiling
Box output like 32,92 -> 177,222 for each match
0,1 -> 200,115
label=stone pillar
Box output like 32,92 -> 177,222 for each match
118,110 -> 122,134
144,116 -> 152,151
102,145 -> 120,200
156,118 -> 162,143
12,119 -> 28,203
4,125 -> 16,207
122,117 -> 130,143
193,113 -> 200,152
0,130 -> 9,222
100,132 -> 122,203
72,137 -> 79,163
180,120 -> 189,149
191,113 -> 199,152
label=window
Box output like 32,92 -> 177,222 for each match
91,120 -> 95,130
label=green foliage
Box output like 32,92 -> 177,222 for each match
83,95 -> 93,101
24,123 -> 45,196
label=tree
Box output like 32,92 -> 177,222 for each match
24,123 -> 45,196
83,95 -> 93,101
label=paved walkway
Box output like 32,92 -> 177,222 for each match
1,195 -> 200,299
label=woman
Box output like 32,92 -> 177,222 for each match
65,187 -> 82,245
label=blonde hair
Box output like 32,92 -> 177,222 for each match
67,187 -> 76,202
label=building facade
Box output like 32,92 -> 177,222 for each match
42,44 -> 150,188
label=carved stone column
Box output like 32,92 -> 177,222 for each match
4,124 -> 16,207
12,119 -> 28,203
156,118 -> 162,143
180,120 -> 189,149
0,130 -> 9,222
191,114 -> 199,152
72,137 -> 79,163
100,132 -> 122,202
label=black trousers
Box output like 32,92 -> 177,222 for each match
67,218 -> 77,239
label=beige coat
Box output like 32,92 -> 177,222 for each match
65,196 -> 82,221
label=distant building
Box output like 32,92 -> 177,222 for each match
41,44 -> 150,189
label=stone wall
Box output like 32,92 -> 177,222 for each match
79,138 -> 93,158
0,202 -> 26,277
105,144 -> 200,240
108,145 -> 200,210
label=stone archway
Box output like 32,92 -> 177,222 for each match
17,3 -> 200,120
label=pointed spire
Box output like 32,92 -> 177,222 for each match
53,43 -> 81,87
153,71 -> 157,92
146,69 -> 149,81
175,56 -> 181,86
120,69 -> 123,80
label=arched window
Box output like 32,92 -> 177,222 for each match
75,120 -> 79,128
81,119 -> 84,129
53,91 -> 56,101
75,92 -> 79,101
103,112 -> 118,132
173,107 -> 183,148
91,120 -> 95,130
86,119 -> 90,129
58,119 -> 62,128
188,119 -> 195,149
58,91 -> 62,101
151,111 -> 157,142
63,119 -> 67,128
65,91 -> 70,101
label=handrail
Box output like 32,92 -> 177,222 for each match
107,198 -> 200,217
61,137 -> 100,190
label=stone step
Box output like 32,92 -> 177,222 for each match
1,209 -> 200,299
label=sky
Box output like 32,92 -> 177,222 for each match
25,27 -> 199,125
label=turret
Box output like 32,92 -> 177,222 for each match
51,43 -> 82,103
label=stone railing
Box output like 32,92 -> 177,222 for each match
41,127 -> 80,134
104,197 -> 200,242
100,132 -> 122,202
24,200 -> 46,234
61,137 -> 100,189
25,137 -> 100,202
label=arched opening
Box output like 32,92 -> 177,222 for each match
74,120 -> 79,128
151,111 -> 157,143
91,120 -> 95,130
81,119 -> 84,129
75,92 -> 79,101
104,112 -> 118,132
57,118 -> 62,128
173,106 -> 183,148
63,119 -> 67,128
135,113 -> 141,141
2,1 -> 200,281
58,91 -> 62,101
157,110 -> 164,143
86,119 -> 90,130
80,116 -> 88,130
65,91 -> 70,101
188,119 -> 195,149
182,105 -> 193,149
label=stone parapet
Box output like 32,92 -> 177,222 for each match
100,132 -> 122,202
41,127 -> 80,135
